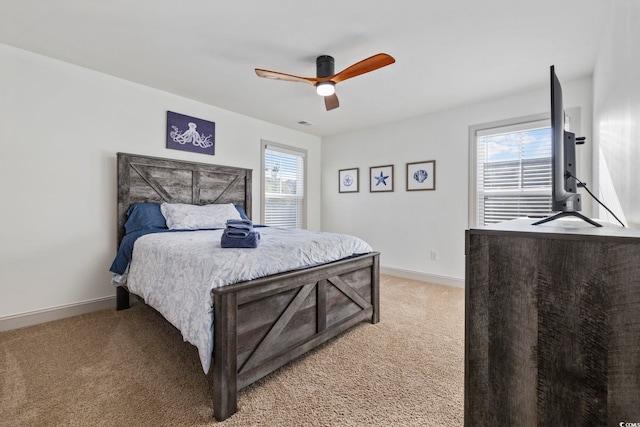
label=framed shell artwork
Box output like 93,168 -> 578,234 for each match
406,160 -> 435,191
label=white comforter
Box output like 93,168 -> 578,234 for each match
125,227 -> 373,373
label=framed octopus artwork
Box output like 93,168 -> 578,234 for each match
406,160 -> 436,191
166,111 -> 215,155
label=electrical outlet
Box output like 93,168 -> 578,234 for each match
430,250 -> 438,260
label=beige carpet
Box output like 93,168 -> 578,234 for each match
0,275 -> 464,426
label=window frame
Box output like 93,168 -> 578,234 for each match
261,140 -> 307,229
468,113 -> 552,227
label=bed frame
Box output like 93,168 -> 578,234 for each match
115,153 -> 380,421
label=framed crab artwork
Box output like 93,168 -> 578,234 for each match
406,160 -> 435,191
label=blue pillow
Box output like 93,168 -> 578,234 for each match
124,203 -> 167,234
234,204 -> 250,220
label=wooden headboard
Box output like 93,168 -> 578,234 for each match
116,152 -> 252,244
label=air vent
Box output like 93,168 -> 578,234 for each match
297,120 -> 313,126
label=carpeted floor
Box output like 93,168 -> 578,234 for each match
0,275 -> 464,426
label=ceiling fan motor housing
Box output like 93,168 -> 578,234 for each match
316,55 -> 335,78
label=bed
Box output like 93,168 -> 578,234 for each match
113,152 -> 380,421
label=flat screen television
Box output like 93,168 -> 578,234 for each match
533,65 -> 601,227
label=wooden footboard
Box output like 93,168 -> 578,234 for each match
210,252 -> 380,421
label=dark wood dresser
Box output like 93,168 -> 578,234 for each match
465,218 -> 640,426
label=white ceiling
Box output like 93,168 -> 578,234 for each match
0,0 -> 611,137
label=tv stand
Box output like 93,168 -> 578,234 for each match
465,219 -> 640,425
532,210 -> 602,227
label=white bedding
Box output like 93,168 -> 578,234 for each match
125,227 -> 373,373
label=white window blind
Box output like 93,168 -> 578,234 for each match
474,119 -> 552,226
263,143 -> 306,228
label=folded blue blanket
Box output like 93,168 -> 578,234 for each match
109,228 -> 175,274
221,230 -> 261,248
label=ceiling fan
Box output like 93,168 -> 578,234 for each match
255,53 -> 395,111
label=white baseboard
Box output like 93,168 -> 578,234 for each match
381,266 -> 465,288
0,296 -> 116,333
0,268 -> 463,332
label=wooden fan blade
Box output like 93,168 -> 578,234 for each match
324,93 -> 339,111
331,53 -> 395,84
255,69 -> 318,85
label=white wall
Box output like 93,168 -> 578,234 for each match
593,0 -> 640,229
1,28 -> 609,320
0,43 -> 321,320
321,77 -> 593,284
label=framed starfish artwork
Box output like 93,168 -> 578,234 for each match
370,165 -> 394,192
166,111 -> 215,155
339,168 -> 359,193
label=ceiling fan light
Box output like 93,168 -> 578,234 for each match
316,82 -> 335,96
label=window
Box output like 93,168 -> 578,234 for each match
469,115 -> 552,226
262,141 -> 306,228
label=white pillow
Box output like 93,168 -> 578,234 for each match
160,203 -> 241,230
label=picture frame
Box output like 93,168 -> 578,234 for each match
406,160 -> 436,191
166,111 -> 215,156
338,168 -> 360,193
370,165 -> 394,192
